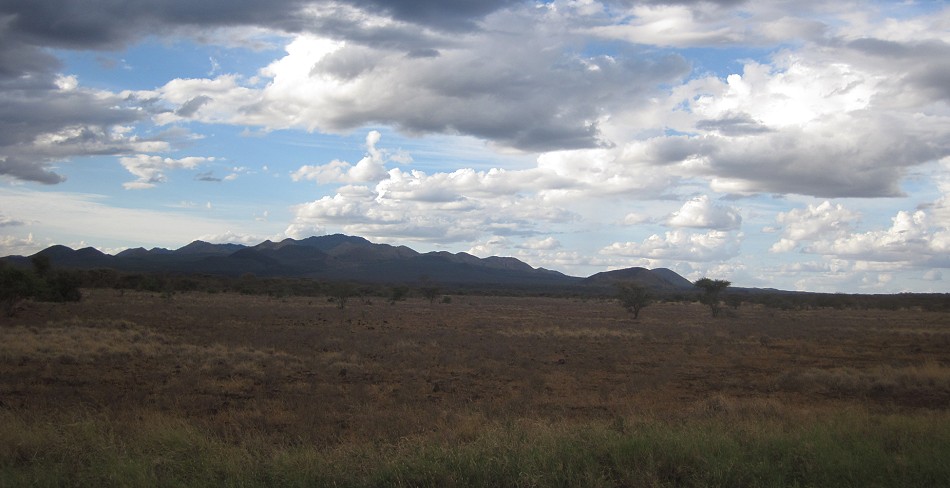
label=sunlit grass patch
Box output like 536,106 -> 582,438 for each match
496,325 -> 644,340
777,361 -> 950,403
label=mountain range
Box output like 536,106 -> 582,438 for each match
1,234 -> 696,291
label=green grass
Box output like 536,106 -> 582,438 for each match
3,408 -> 949,487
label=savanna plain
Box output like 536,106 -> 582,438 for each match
2,288 -> 950,486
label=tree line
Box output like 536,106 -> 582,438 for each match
1,256 -> 82,316
3,260 -> 947,317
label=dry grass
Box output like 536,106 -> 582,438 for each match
1,289 -> 949,485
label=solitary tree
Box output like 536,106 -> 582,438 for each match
328,282 -> 357,310
327,282 -> 358,325
420,285 -> 441,305
418,275 -> 440,305
616,282 -> 651,319
389,285 -> 410,305
694,277 -> 730,317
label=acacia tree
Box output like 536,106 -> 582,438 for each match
420,285 -> 441,305
694,277 -> 730,317
389,285 -> 410,305
616,282 -> 651,319
418,275 -> 440,306
327,282 -> 358,325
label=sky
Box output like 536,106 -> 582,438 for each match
1,0 -> 949,293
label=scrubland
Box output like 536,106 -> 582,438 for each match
2,289 -> 949,486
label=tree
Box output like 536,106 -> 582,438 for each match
328,282 -> 357,310
420,285 -> 441,305
30,254 -> 52,277
389,285 -> 409,305
418,275 -> 440,305
0,263 -> 36,317
616,282 -> 651,319
694,277 -> 731,317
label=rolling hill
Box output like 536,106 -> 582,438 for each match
1,234 -> 695,291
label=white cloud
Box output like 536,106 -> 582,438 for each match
600,229 -> 742,263
287,164 -> 580,246
621,212 -> 650,226
923,269 -> 943,282
518,237 -> 561,251
291,130 -> 393,184
0,233 -> 41,256
590,3 -> 745,47
806,210 -> 950,266
769,201 -> 859,252
197,230 -> 273,245
535,147 -> 678,198
119,155 -> 215,189
0,72 -> 165,185
143,9 -> 690,152
589,13 -> 950,200
667,195 -> 741,230
0,214 -> 26,227
467,236 -> 509,257
767,196 -> 950,273
0,188 -> 264,251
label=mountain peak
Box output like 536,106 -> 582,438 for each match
583,266 -> 693,290
176,240 -> 246,255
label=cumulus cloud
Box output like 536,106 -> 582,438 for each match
287,156 -> 580,246
292,130 -> 393,184
657,53 -> 950,198
197,230 -> 272,246
0,0 -> 521,185
119,155 -> 215,189
923,269 -> 943,282
770,198 -> 950,269
667,195 -> 741,230
468,236 -> 509,257
143,10 -> 690,151
518,237 -> 562,251
769,201 -> 859,253
0,79 -> 161,184
0,233 -> 41,256
534,147 -> 679,199
600,229 -> 742,262
806,210 -> 950,266
620,212 -> 649,226
282,128 -> 589,246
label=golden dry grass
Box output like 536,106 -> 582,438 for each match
1,289 -> 948,448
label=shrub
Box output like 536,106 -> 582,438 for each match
0,263 -> 37,316
616,282 -> 651,319
0,260 -> 82,316
694,277 -> 730,317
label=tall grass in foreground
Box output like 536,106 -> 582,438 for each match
2,407 -> 949,487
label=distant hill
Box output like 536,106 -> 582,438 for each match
583,267 -> 695,291
1,234 -> 696,291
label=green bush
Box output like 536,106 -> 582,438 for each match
0,259 -> 82,316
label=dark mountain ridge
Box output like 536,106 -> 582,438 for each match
1,234 -> 693,290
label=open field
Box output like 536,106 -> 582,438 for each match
2,289 -> 950,486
